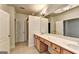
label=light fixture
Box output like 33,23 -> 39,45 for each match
63,5 -> 71,10
54,9 -> 63,13
63,4 -> 79,11
54,4 -> 79,13
40,6 -> 48,15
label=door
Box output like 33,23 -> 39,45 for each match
15,14 -> 26,42
19,18 -> 25,42
15,18 -> 25,42
0,9 -> 10,53
28,16 -> 40,47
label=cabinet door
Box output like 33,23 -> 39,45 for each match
34,35 -> 41,52
36,39 -> 41,51
36,39 -> 48,53
34,35 -> 38,47
40,41 -> 48,52
61,48 -> 73,54
34,37 -> 37,47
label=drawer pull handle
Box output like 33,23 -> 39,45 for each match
55,48 -> 57,49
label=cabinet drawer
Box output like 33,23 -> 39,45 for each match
61,48 -> 73,54
52,44 -> 61,53
40,38 -> 45,42
49,50 -> 60,54
44,40 -> 51,47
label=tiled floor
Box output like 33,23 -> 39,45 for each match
10,42 -> 39,54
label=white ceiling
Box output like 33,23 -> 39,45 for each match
45,4 -> 68,15
10,4 -> 47,15
10,4 -> 78,16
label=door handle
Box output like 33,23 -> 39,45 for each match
8,35 -> 11,37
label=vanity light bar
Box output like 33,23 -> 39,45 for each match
54,4 -> 79,13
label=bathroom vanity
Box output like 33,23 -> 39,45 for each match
34,33 -> 79,54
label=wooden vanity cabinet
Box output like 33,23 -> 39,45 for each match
34,35 -> 48,53
34,34 -> 75,54
34,35 -> 38,48
34,35 -> 40,51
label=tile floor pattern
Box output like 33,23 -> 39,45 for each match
10,42 -> 39,54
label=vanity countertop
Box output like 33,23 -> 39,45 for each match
34,33 -> 79,54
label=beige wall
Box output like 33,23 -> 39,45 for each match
50,6 -> 79,34
0,5 -> 9,12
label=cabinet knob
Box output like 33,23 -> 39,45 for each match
55,48 -> 57,49
8,35 -> 11,37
